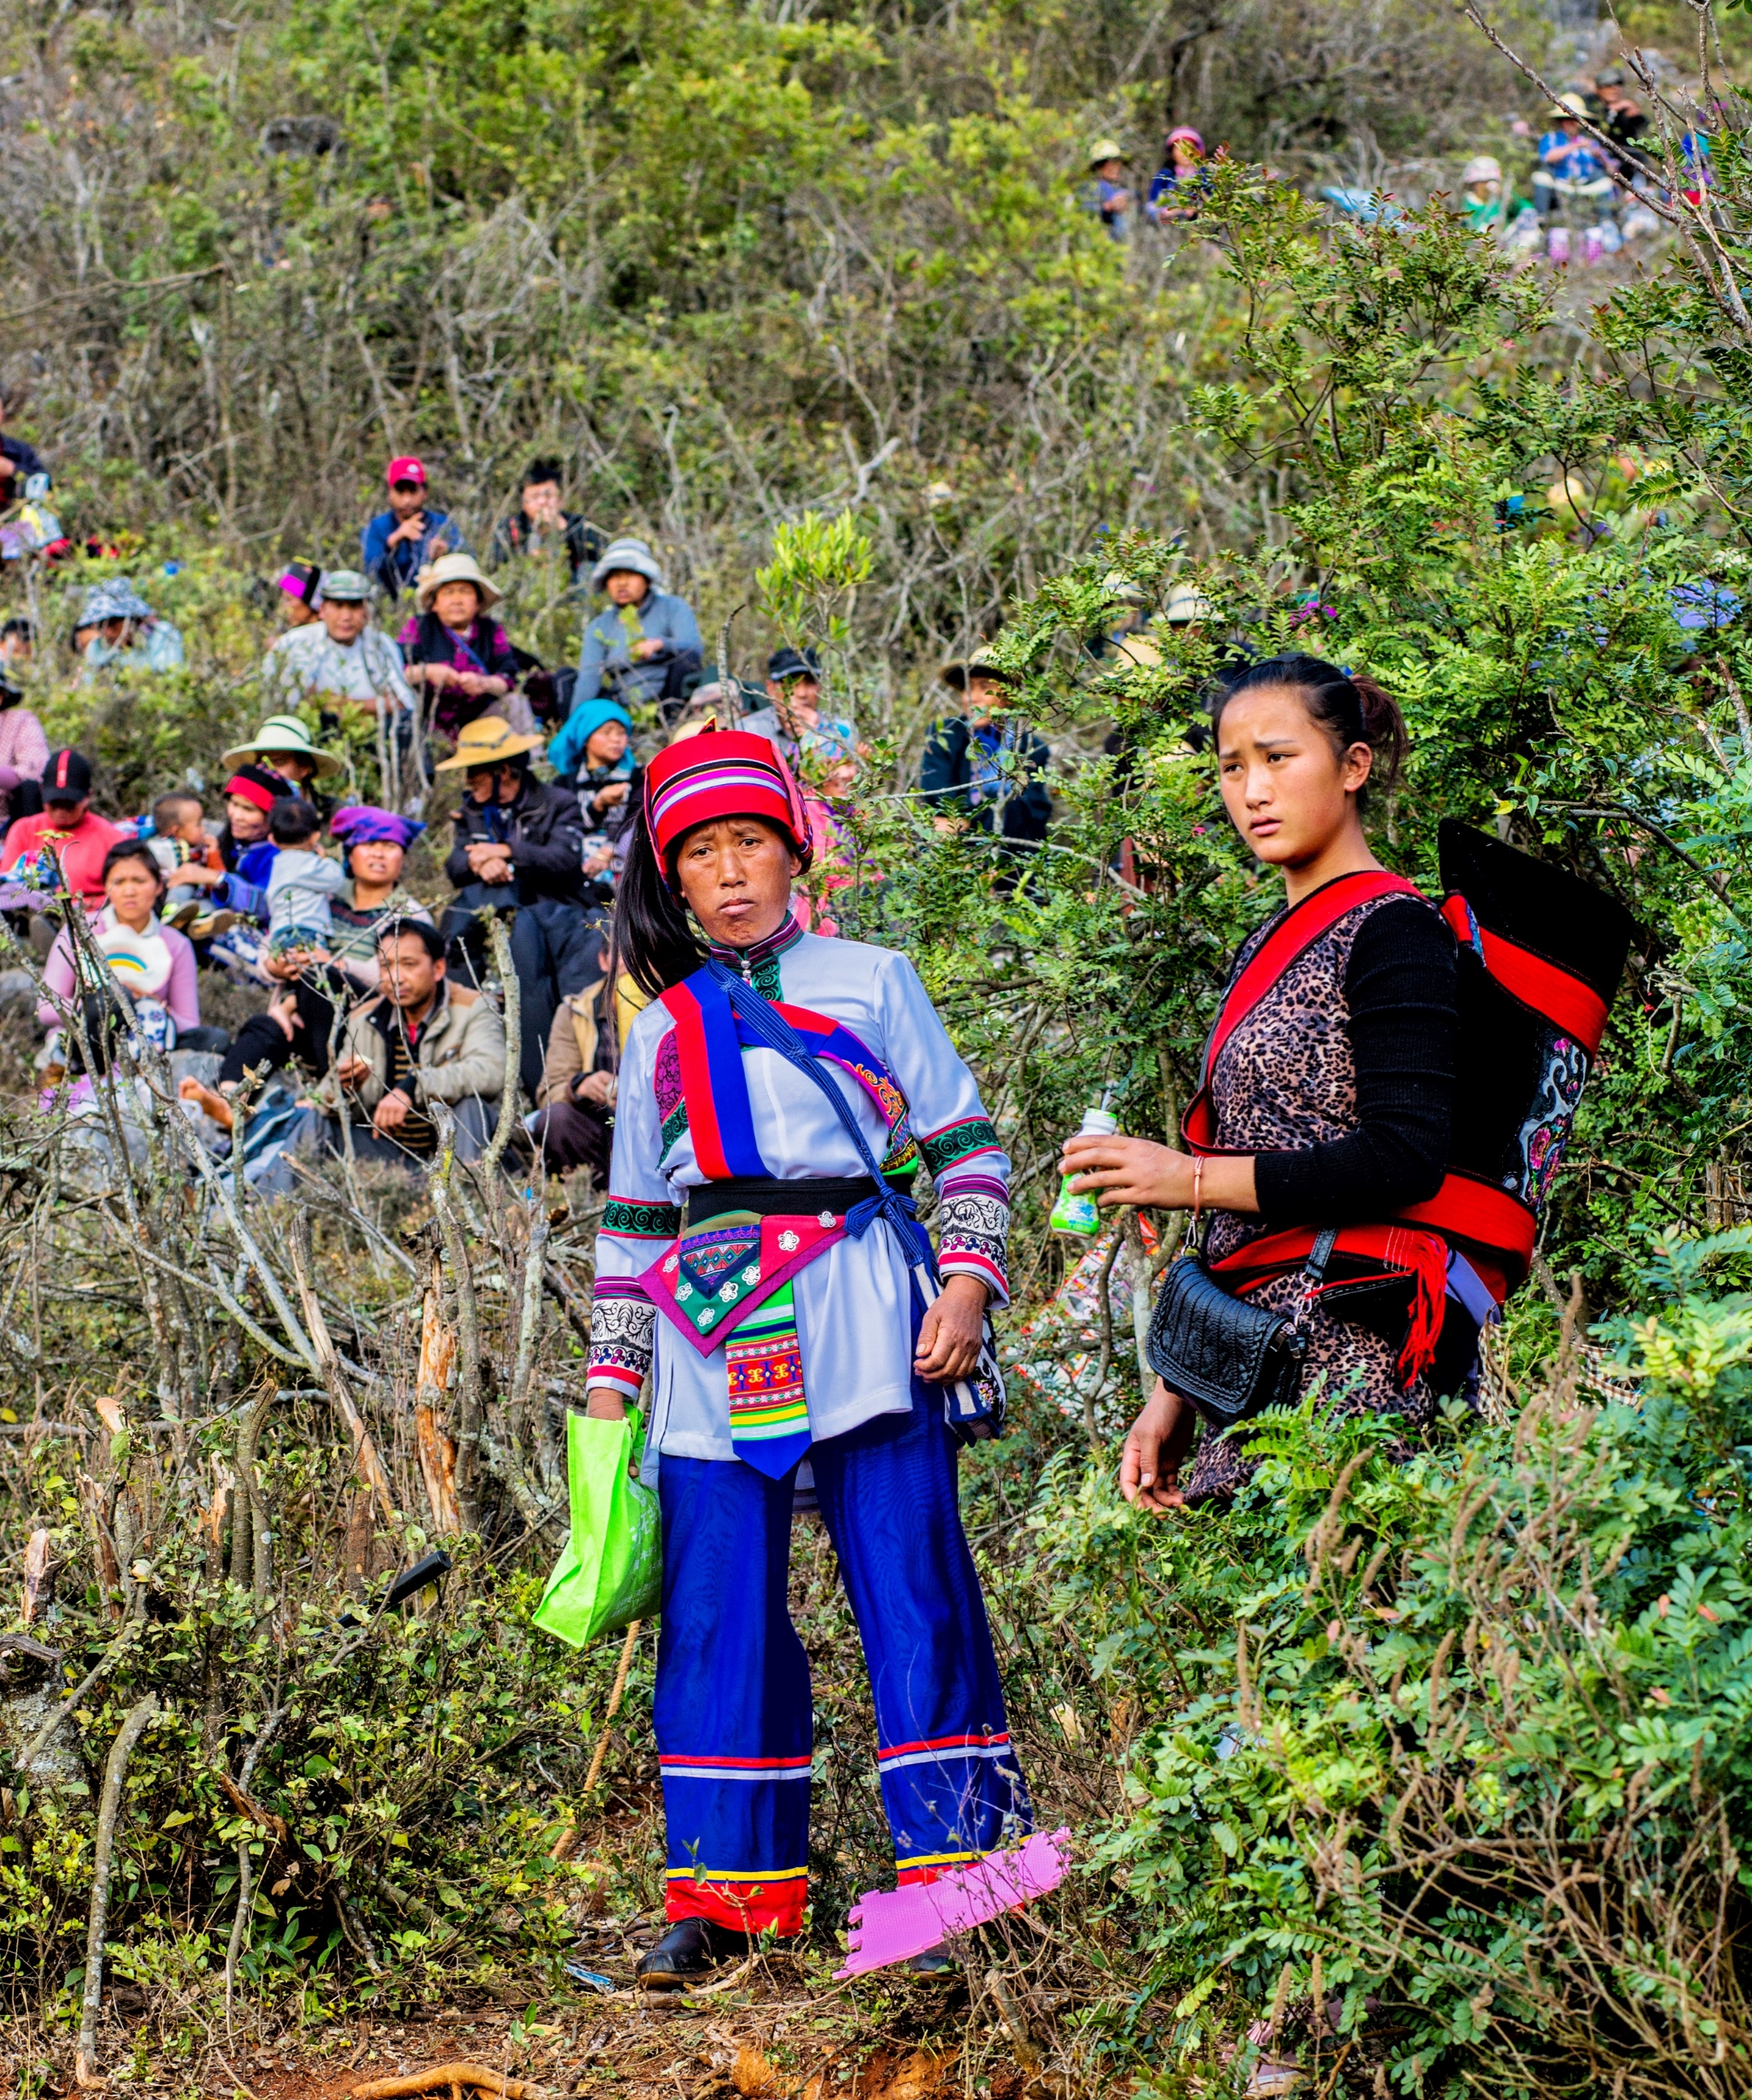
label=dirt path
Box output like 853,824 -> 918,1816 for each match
187,1969 -> 1071,2100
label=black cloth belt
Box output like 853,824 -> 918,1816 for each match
683,1174 -> 881,1230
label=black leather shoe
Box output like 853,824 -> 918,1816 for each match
635,1916 -> 754,1989
907,1942 -> 960,1977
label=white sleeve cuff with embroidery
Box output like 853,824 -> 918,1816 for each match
587,1288 -> 656,1396
936,1190 -> 1010,1305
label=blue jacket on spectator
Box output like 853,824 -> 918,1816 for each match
360,509 -> 469,599
578,590 -> 703,706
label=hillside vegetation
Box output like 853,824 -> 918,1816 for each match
4,2 -> 1752,2097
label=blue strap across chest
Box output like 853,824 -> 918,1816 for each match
698,961 -> 926,1263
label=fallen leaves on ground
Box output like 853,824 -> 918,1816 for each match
732,2047 -> 779,2095
874,2047 -> 955,2099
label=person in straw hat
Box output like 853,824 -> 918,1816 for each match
436,715 -> 595,1102
1533,92 -> 1613,223
397,550 -> 530,742
222,712 -> 345,814
1084,137 -> 1132,238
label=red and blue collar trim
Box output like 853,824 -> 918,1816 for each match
658,953 -> 909,1182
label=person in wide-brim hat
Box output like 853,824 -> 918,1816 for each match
432,713 -> 544,771
577,537 -> 705,721
923,645 -> 1052,848
222,712 -> 344,779
938,645 -> 1022,693
440,712 -> 593,1104
589,536 -> 666,593
402,553 -> 522,740
414,551 -> 504,615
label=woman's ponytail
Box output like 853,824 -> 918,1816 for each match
612,814 -> 706,1001
1345,670 -> 1407,792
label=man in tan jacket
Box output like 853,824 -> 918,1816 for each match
332,919 -> 506,1166
531,973 -> 617,1179
250,920 -> 507,1192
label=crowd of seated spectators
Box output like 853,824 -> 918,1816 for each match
0,423 -> 1060,1196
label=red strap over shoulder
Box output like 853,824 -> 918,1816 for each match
1183,869 -> 1424,1151
1439,895 -> 1609,1056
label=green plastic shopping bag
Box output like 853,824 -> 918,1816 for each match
533,1406 -> 662,1646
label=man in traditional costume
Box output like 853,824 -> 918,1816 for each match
584,726 -> 1029,1985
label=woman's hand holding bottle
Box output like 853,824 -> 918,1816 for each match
1058,1132 -> 1259,1215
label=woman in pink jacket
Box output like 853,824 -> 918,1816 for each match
40,839 -> 230,1061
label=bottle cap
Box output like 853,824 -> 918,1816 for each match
1078,1106 -> 1119,1136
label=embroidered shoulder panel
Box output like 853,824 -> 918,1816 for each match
651,1026 -> 691,1160
918,1115 -> 1000,1179
655,1029 -> 684,1116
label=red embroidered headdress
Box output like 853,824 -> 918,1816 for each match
642,726 -> 814,882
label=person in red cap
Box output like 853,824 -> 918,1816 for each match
582,724 -> 1028,1987
1,749 -> 126,910
360,455 -> 469,599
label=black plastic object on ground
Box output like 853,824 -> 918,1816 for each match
338,1548 -> 453,1628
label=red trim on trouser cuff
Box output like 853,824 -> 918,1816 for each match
664,1873 -> 806,1936
895,1850 -> 989,1887
879,1731 -> 1010,1759
1440,895 -> 1608,1054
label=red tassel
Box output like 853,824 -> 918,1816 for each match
1388,1227 -> 1449,1387
1213,1222 -> 1454,1389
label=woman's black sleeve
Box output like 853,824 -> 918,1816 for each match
1252,899 -> 1457,1223
486,624 -> 522,683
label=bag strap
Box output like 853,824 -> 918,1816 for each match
1290,1226 -> 1338,1331
1201,870 -> 1423,1085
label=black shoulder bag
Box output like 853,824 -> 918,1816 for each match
1144,1176 -> 1336,1434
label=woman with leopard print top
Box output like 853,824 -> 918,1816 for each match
1063,652 -> 1461,1507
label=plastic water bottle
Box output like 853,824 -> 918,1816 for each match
1050,1102 -> 1119,1236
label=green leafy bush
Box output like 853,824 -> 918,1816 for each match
1026,1242 -> 1752,2095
